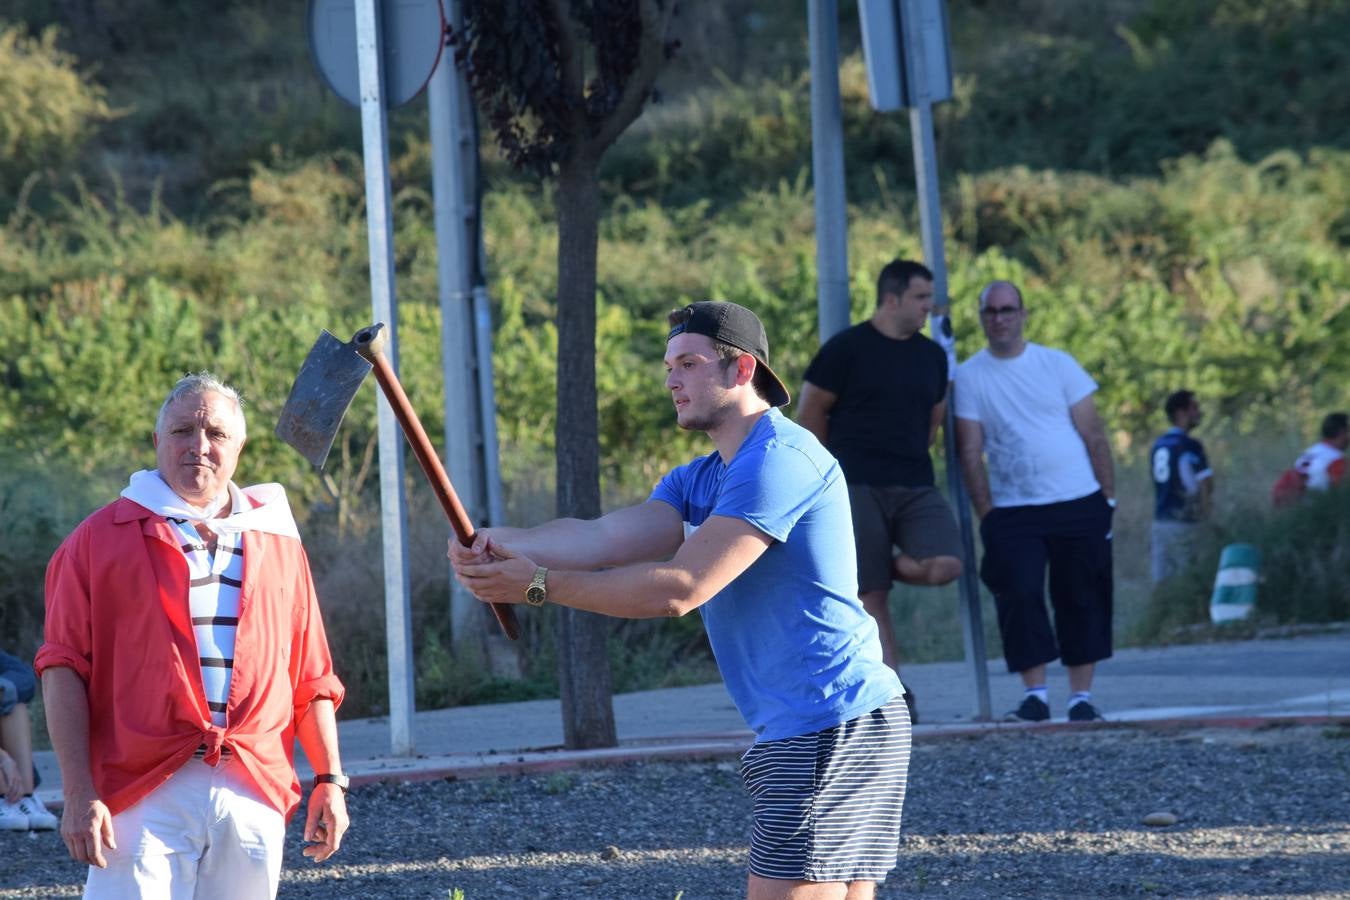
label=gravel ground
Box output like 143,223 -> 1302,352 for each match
3,723 -> 1348,899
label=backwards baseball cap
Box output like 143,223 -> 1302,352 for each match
667,301 -> 791,407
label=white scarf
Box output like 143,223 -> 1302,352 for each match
121,470 -> 301,540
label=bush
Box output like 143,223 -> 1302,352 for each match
1132,462 -> 1350,644
0,23 -> 110,204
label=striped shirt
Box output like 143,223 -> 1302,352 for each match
167,518 -> 242,727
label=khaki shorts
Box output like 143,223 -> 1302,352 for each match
849,483 -> 963,593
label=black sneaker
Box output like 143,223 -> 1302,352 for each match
902,689 -> 919,725
1068,701 -> 1105,722
1004,695 -> 1050,722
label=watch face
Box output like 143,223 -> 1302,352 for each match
526,586 -> 546,605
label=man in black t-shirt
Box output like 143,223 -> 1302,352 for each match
798,259 -> 962,722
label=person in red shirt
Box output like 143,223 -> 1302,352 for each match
38,373 -> 348,898
1295,412 -> 1348,491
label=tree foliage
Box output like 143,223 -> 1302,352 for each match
450,0 -> 678,176
0,23 -> 110,200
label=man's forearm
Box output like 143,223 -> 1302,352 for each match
296,698 -> 342,775
959,453 -> 994,518
42,668 -> 96,800
548,563 -> 704,620
1086,435 -> 1115,499
480,503 -> 683,571
480,518 -> 617,569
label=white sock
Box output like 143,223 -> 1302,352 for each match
1025,685 -> 1048,703
1068,691 -> 1092,709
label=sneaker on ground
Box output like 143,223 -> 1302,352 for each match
901,689 -> 919,725
17,795 -> 58,831
1068,701 -> 1105,722
0,800 -> 29,831
1004,695 -> 1050,723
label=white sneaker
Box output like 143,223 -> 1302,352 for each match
0,800 -> 28,831
17,795 -> 58,831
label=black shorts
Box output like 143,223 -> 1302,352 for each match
849,484 -> 963,593
979,491 -> 1114,673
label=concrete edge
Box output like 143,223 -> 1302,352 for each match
35,715 -> 1350,813
341,714 -> 1350,787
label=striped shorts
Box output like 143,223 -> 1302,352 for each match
740,694 -> 911,883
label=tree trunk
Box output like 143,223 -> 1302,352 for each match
552,152 -> 617,749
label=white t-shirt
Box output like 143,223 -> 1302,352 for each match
1295,441 -> 1345,491
954,342 -> 1100,507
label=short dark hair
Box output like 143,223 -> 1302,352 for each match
666,306 -> 772,403
1164,390 -> 1196,423
876,259 -> 933,309
1321,412 -> 1349,440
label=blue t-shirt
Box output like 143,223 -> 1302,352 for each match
649,408 -> 901,742
1151,427 -> 1211,521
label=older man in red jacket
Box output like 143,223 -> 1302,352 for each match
38,372 -> 348,898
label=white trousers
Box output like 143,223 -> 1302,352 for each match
84,758 -> 286,900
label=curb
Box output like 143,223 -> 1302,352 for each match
34,714 -> 1350,814
342,713 -> 1350,788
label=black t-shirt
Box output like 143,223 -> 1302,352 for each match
802,321 -> 949,487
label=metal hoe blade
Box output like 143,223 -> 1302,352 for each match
275,330 -> 373,469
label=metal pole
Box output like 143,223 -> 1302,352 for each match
904,0 -> 991,720
808,0 -> 851,341
472,283 -> 506,526
427,15 -> 487,644
354,0 -> 417,754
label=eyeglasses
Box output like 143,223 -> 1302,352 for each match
980,305 -> 1022,319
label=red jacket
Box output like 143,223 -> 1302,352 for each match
38,498 -> 344,818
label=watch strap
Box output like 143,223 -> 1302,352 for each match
313,773 -> 350,792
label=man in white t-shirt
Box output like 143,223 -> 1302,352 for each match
954,281 -> 1117,723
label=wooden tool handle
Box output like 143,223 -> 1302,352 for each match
353,325 -> 521,641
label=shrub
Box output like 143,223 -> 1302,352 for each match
0,23 -> 111,203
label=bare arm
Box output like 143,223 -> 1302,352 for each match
1198,474 -> 1214,520
795,381 -> 837,446
956,417 -> 994,520
295,698 -> 347,863
1070,395 -> 1115,500
458,501 -> 685,571
453,515 -> 774,619
928,397 -> 947,449
42,667 -> 114,868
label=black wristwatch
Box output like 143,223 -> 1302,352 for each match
313,773 -> 350,793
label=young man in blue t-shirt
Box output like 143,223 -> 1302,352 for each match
1150,390 -> 1213,583
450,301 -> 908,899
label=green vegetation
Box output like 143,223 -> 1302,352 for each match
1140,482 -> 1350,641
1,0 -> 1347,717
0,23 -> 110,198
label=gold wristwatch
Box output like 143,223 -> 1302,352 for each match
525,566 -> 548,606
